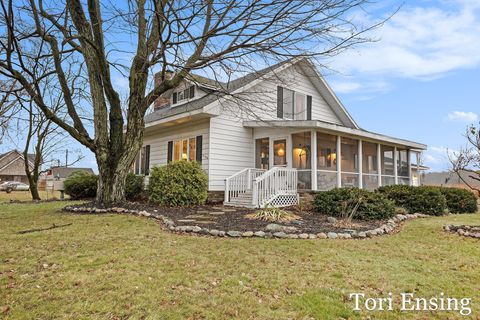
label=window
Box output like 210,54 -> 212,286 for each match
282,88 -> 294,119
172,85 -> 195,105
381,145 -> 395,176
277,86 -> 311,120
273,139 -> 287,166
397,149 -> 409,177
133,145 -> 150,175
341,137 -> 358,173
255,138 -> 269,170
168,136 -> 202,163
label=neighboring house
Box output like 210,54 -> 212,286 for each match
40,166 -> 95,190
0,150 -> 34,183
136,58 -> 427,207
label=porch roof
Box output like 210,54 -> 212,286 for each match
243,120 -> 427,150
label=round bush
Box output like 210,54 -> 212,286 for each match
64,171 -> 98,199
125,173 -> 144,201
377,185 -> 415,208
437,187 -> 477,214
313,188 -> 395,220
148,161 -> 208,206
403,186 -> 447,216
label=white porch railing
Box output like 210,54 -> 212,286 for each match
224,168 -> 265,203
252,167 -> 298,208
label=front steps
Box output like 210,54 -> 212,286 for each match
224,190 -> 254,208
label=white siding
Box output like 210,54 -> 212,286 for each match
143,119 -> 210,172
208,113 -> 254,191
224,64 -> 343,124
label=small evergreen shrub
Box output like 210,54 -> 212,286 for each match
64,171 -> 98,199
402,186 -> 447,216
313,188 -> 395,220
377,185 -> 415,208
125,173 -> 144,201
148,161 -> 208,206
436,187 -> 477,214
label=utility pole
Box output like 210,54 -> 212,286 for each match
65,149 -> 68,167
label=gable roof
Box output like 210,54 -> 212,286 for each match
144,58 -> 345,125
0,150 -> 35,173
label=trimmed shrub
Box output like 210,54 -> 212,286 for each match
125,173 -> 144,201
64,171 -> 98,199
402,186 -> 447,216
377,185 -> 415,208
148,161 -> 208,206
313,188 -> 395,220
437,187 -> 477,214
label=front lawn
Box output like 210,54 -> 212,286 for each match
1,201 -> 479,319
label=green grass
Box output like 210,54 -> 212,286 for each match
0,201 -> 479,319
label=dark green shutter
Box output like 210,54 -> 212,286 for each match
172,92 -> 177,104
145,145 -> 150,175
196,135 -> 203,163
307,95 -> 312,120
190,86 -> 195,98
167,141 -> 173,163
277,86 -> 283,118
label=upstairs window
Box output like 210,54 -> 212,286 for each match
277,86 -> 311,120
172,85 -> 195,104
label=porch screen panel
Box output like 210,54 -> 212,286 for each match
341,137 -> 359,187
381,145 -> 395,185
397,149 -> 409,178
362,141 -> 378,190
317,132 -> 337,191
292,132 -> 311,189
273,139 -> 287,166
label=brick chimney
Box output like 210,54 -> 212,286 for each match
153,71 -> 174,111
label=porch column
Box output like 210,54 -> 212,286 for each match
358,139 -> 363,189
287,134 -> 293,169
394,146 -> 398,184
416,151 -> 421,186
336,135 -> 342,188
268,137 -> 274,169
311,131 -> 318,190
377,143 -> 382,187
407,149 -> 412,186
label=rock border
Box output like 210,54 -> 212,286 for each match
63,205 -> 427,239
444,225 -> 480,239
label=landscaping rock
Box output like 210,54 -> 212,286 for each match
192,226 -> 202,233
273,232 -> 288,238
288,234 -> 299,239
227,231 -> 242,237
327,216 -> 337,223
242,231 -> 254,237
316,232 -> 327,239
199,228 -> 210,235
254,231 -> 266,237
265,224 -> 297,233
218,231 -> 226,237
358,232 -> 367,238
298,233 -> 309,239
327,232 -> 337,239
308,234 -> 316,239
209,212 -> 225,216
209,229 -> 220,236
343,233 -> 352,239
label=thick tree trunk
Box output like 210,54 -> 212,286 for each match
95,140 -> 141,205
29,182 -> 41,201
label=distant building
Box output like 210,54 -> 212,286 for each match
0,150 -> 35,183
423,170 -> 480,189
39,166 -> 94,190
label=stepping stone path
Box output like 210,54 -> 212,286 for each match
177,219 -> 196,223
209,211 -> 225,216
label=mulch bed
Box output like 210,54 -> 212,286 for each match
66,201 -> 385,234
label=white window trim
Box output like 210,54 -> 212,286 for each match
172,136 -> 197,162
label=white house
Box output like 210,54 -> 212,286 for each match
135,58 -> 427,208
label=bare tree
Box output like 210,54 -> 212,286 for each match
450,124 -> 480,196
0,0 -> 383,205
0,80 -> 20,139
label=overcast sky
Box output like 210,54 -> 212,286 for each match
2,0 -> 479,173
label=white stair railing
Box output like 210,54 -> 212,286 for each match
224,168 -> 265,203
252,167 -> 298,208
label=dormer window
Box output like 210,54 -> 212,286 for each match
172,85 -> 195,105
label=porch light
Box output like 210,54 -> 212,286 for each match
277,148 -> 285,157
327,152 -> 336,162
